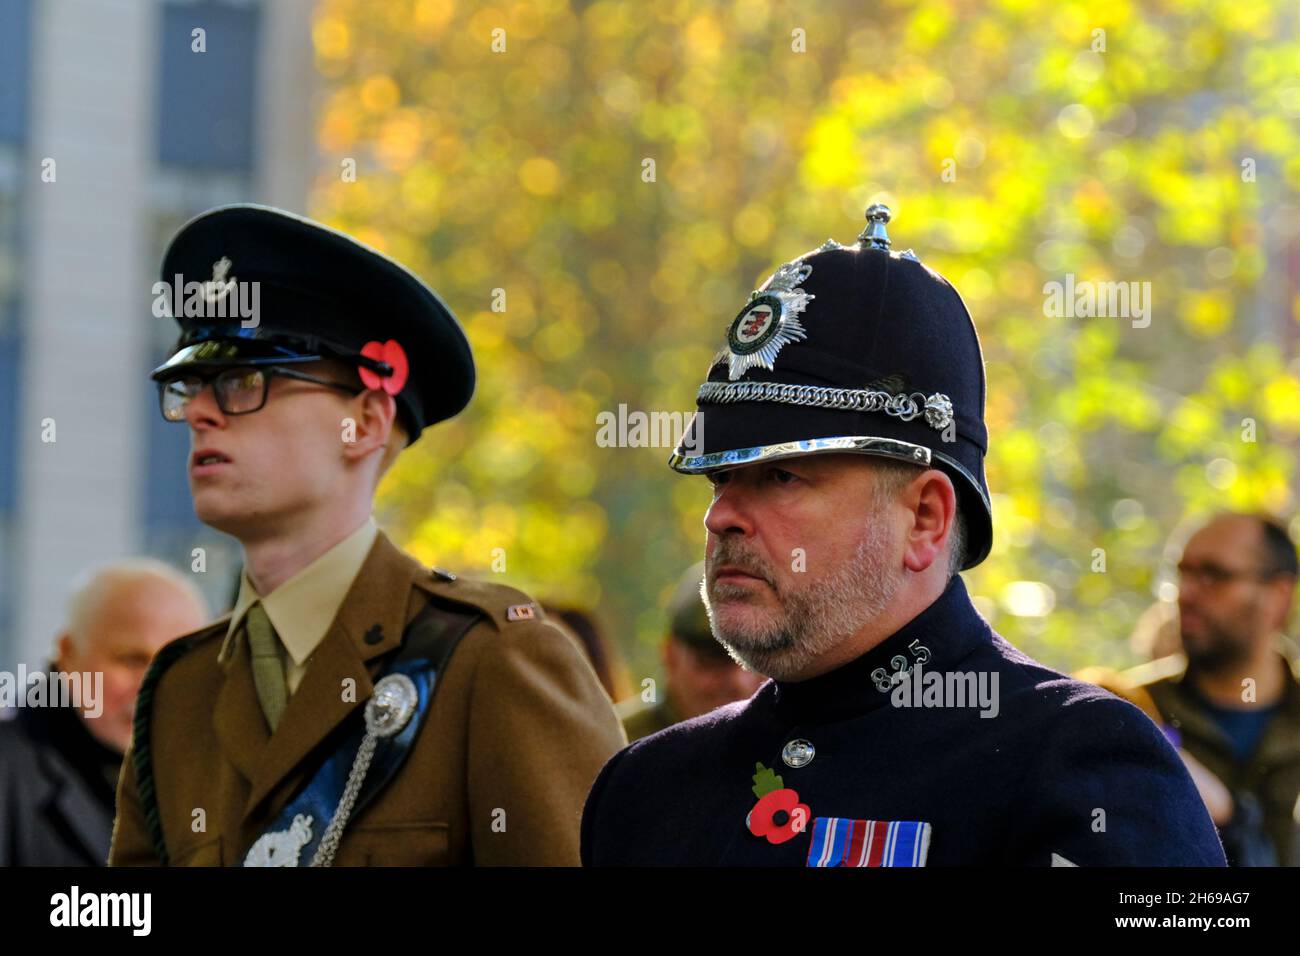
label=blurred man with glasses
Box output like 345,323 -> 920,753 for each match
1121,513 -> 1300,865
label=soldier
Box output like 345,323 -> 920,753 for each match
581,204 -> 1226,866
621,562 -> 764,742
110,205 -> 625,866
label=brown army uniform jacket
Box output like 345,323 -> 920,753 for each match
109,531 -> 626,866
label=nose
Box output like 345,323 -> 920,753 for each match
1176,581 -> 1206,622
183,381 -> 227,430
704,477 -> 755,539
1176,570 -> 1204,603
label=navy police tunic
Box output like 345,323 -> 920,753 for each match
582,576 -> 1227,866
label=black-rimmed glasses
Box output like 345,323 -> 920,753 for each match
157,365 -> 363,422
1175,561 -> 1280,589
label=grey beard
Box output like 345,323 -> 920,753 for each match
701,519 -> 901,681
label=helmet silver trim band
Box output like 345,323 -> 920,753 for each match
668,435 -> 992,510
668,436 -> 932,474
696,381 -> 954,431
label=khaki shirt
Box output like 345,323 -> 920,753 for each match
221,519 -> 378,694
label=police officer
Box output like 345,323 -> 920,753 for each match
581,204 -> 1226,866
110,205 -> 626,866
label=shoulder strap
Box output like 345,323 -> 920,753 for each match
414,572 -> 546,631
392,597 -> 481,670
335,597 -> 483,827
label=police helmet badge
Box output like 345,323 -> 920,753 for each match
723,258 -> 816,380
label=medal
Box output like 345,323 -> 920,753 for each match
806,817 -> 932,867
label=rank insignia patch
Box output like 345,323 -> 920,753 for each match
805,817 -> 932,867
506,603 -> 537,622
723,257 -> 815,381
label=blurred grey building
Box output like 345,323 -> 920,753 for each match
0,0 -> 317,672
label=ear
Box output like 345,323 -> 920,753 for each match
55,632 -> 76,672
1266,574 -> 1296,631
341,389 -> 397,465
899,469 -> 957,574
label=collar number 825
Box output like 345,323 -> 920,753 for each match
871,640 -> 932,694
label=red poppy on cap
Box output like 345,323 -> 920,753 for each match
360,339 -> 409,395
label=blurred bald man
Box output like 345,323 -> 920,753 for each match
0,559 -> 209,865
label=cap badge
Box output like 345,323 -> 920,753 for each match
724,258 -> 815,381
359,339 -> 410,395
203,256 -> 235,305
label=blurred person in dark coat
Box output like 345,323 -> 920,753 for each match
0,559 -> 208,865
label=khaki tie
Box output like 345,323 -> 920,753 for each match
245,602 -> 287,732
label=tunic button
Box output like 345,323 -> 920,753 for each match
781,739 -> 815,768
